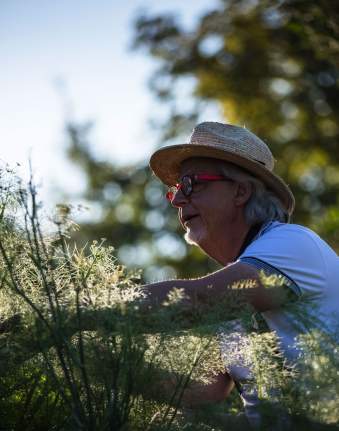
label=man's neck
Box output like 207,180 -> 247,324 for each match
202,223 -> 252,266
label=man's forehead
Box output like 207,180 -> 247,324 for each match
180,157 -> 226,175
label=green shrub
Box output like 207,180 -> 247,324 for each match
0,167 -> 338,430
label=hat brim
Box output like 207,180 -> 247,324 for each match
150,143 -> 295,215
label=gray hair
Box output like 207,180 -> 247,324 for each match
219,161 -> 289,224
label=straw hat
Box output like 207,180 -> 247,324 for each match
150,121 -> 295,215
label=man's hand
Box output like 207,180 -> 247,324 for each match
142,369 -> 234,408
177,371 -> 235,408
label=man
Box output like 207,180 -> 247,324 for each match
142,122 -> 339,427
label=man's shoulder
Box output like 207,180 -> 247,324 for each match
244,220 -> 335,264
260,221 -> 315,236
240,221 -> 339,299
257,221 -> 324,246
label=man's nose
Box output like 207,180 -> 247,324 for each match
171,188 -> 189,208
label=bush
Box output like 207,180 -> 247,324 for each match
0,166 -> 338,430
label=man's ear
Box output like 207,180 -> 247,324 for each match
234,181 -> 252,207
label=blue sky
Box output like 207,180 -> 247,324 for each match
0,0 -> 219,208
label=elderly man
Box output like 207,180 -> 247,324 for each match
142,122 -> 339,427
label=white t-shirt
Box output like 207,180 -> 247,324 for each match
219,221 -> 339,426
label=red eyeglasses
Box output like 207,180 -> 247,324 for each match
166,174 -> 234,202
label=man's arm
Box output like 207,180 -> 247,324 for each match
142,261 -> 290,313
141,367 -> 234,407
139,262 -> 291,409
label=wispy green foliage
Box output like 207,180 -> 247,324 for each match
0,167 -> 228,430
0,167 -> 338,430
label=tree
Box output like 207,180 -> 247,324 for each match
64,0 -> 339,281
132,0 -> 339,247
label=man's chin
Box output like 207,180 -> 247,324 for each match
184,229 -> 204,246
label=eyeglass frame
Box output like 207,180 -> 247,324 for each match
166,174 -> 235,202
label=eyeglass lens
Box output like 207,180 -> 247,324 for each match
166,176 -> 193,202
181,176 -> 192,196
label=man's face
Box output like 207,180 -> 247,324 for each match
171,158 -> 238,250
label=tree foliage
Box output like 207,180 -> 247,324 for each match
64,0 -> 339,282
132,0 -> 339,246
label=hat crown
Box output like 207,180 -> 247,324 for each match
189,122 -> 274,171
